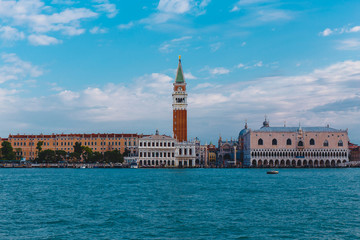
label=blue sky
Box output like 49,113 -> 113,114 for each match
0,0 -> 359,144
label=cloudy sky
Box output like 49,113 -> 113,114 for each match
0,0 -> 359,143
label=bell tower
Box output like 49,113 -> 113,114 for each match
173,56 -> 187,142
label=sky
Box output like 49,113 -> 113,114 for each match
0,0 -> 359,144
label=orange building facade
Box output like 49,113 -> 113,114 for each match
1,133 -> 139,160
172,56 -> 187,142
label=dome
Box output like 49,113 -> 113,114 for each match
238,128 -> 249,138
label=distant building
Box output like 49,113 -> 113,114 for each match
138,130 -> 196,167
194,138 -> 201,166
207,143 -> 217,167
243,118 -> 350,167
349,143 -> 360,162
217,137 -> 240,167
1,133 -> 139,160
199,144 -> 208,167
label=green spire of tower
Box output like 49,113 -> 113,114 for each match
175,55 -> 185,83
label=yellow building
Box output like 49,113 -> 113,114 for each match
1,133 -> 140,160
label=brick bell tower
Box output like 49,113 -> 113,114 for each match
173,56 -> 187,142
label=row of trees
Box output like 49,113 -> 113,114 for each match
36,141 -> 129,163
0,141 -> 130,163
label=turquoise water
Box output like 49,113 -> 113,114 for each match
0,169 -> 359,239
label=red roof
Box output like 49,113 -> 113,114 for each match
7,133 -> 141,139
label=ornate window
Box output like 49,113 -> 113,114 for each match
338,140 -> 343,147
310,138 -> 315,145
272,139 -> 277,146
323,140 -> 329,147
286,139 -> 292,145
258,139 -> 263,145
298,141 -> 304,147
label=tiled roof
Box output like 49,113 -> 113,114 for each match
7,133 -> 140,139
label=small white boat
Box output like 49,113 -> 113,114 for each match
130,162 -> 138,169
267,170 -> 279,174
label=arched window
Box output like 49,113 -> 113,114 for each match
286,139 -> 292,145
338,140 -> 343,147
323,140 -> 329,147
298,141 -> 304,147
310,139 -> 315,145
272,139 -> 277,146
258,139 -> 263,145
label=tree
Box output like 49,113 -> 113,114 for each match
36,141 -> 44,157
123,148 -> 130,157
104,150 -> 123,163
38,150 -> 56,163
91,152 -> 103,163
1,141 -> 16,160
82,146 -> 93,163
55,150 -> 67,162
73,142 -> 83,161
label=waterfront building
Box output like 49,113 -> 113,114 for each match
172,56 -> 187,142
194,138 -> 201,166
217,137 -> 241,167
207,144 -> 217,167
138,130 -> 195,167
199,144 -> 209,167
1,133 -> 139,160
242,118 -> 350,167
349,143 -> 360,162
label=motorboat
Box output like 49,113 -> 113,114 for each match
267,170 -> 279,174
130,162 -> 138,169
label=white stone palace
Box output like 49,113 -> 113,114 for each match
138,130 -> 196,167
242,118 -> 349,167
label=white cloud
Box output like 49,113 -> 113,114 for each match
28,34 -> 62,46
51,0 -> 78,4
0,26 -> 25,41
349,26 -> 360,33
320,28 -> 333,37
93,0 -> 118,18
118,22 -> 134,30
184,72 -> 197,79
235,0 -> 274,5
210,42 -> 222,52
256,9 -> 292,22
230,6 -> 240,12
193,82 -> 215,90
159,36 -> 192,53
320,25 -> 360,37
254,61 -> 263,67
237,63 -> 245,68
337,39 -> 360,50
141,0 -> 211,27
90,26 -> 108,34
158,0 -> 191,14
0,53 -> 42,84
209,67 -> 230,75
0,0 -> 98,44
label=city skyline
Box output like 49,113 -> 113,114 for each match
0,0 -> 359,143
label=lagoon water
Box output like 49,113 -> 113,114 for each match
0,169 -> 360,239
